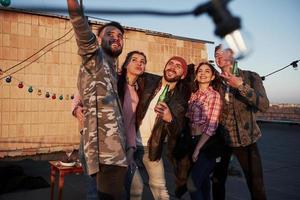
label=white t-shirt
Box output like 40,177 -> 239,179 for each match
136,87 -> 164,146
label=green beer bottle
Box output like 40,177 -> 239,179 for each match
157,84 -> 169,104
232,60 -> 239,76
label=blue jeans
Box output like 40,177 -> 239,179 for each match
187,153 -> 215,200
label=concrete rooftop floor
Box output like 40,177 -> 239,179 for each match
0,122 -> 300,200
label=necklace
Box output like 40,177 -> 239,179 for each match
126,76 -> 137,86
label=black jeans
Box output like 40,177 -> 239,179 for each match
187,153 -> 215,200
97,164 -> 127,200
212,143 -> 267,200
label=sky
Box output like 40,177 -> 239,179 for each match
8,0 -> 300,104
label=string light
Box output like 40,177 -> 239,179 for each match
18,82 -> 24,89
5,76 -> 12,83
37,89 -> 42,96
261,60 -> 299,81
28,86 -> 33,93
0,27 -> 75,101
0,0 -> 11,7
0,28 -> 73,76
0,74 -> 74,101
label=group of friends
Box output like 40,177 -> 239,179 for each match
67,0 -> 269,199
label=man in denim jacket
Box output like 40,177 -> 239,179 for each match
212,45 -> 269,200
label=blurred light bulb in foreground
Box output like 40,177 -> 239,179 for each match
214,27 -> 252,61
224,30 -> 249,59
203,0 -> 252,60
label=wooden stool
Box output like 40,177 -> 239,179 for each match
49,161 -> 83,200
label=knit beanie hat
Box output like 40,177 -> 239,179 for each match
166,56 -> 188,78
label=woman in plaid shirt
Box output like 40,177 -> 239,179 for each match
186,62 -> 222,200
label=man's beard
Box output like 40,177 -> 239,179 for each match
163,70 -> 182,83
102,40 -> 123,58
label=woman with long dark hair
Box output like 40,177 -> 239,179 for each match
117,51 -> 148,200
117,50 -> 147,167
186,62 -> 222,200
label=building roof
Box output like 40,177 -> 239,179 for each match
1,7 -> 214,44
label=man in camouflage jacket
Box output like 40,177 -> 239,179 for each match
67,0 -> 127,199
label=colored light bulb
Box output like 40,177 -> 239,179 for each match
18,82 -> 24,88
52,93 -> 56,99
70,94 -> 74,100
37,89 -> 42,96
65,94 -> 69,100
0,0 -> 11,7
45,92 -> 50,98
59,95 -> 63,100
5,76 -> 12,83
28,86 -> 33,93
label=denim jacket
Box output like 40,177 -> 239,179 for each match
218,69 -> 269,147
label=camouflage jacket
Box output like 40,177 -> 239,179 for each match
69,13 -> 127,175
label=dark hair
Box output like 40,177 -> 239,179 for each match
191,62 -> 222,93
121,51 -> 147,72
97,21 -> 124,37
180,63 -> 196,101
117,51 -> 147,103
214,44 -> 222,54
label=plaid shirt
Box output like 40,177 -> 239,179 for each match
186,86 -> 222,136
220,86 -> 239,144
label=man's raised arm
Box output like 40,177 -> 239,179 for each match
67,0 -> 83,18
66,0 -> 98,56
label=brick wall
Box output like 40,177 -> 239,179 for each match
257,104 -> 300,123
0,9 -> 208,158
